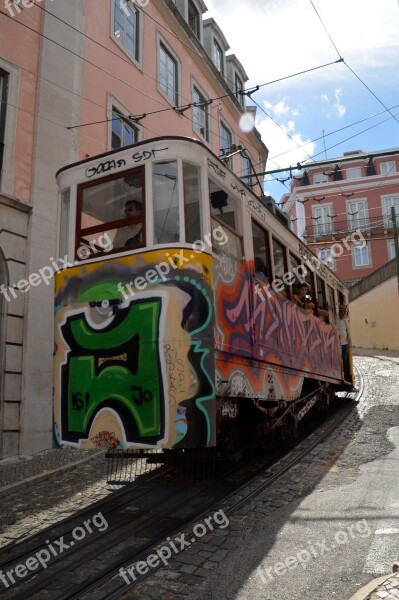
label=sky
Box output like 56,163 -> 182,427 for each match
203,0 -> 399,201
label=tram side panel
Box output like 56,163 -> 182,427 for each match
53,249 -> 216,450
213,256 -> 343,404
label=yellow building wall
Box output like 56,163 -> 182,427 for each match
350,277 -> 399,351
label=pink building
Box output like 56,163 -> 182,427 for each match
281,149 -> 399,286
0,0 -> 267,457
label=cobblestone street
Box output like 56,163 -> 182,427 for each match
0,350 -> 398,600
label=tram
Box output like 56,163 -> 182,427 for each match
53,136 -> 353,452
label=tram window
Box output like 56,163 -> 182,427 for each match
76,167 -> 145,259
211,217 -> 242,260
153,161 -> 179,244
327,285 -> 336,324
252,220 -> 271,280
209,178 -> 236,229
272,238 -> 287,286
316,275 -> 327,309
289,253 -> 302,287
183,162 -> 201,244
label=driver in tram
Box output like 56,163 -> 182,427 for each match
113,200 -> 142,248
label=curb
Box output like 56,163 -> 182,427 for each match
348,573 -> 394,600
0,450 -> 105,497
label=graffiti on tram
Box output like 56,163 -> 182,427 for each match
53,249 -> 215,449
213,256 -> 342,401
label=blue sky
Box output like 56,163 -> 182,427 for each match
204,0 -> 399,201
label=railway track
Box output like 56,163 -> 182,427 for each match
0,368 -> 363,600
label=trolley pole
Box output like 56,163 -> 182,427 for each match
392,206 -> 399,293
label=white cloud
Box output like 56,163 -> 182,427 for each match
333,89 -> 346,117
204,0 -> 399,87
263,97 -> 300,121
256,115 -> 316,170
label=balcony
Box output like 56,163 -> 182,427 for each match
303,215 -> 391,238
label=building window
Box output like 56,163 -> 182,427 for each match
380,161 -> 396,176
220,121 -> 232,167
348,199 -> 368,231
0,70 -> 8,176
188,0 -> 200,39
111,109 -> 138,149
354,244 -> 370,267
159,42 -> 179,105
193,86 -> 210,142
235,73 -> 244,106
241,155 -> 252,181
213,39 -> 224,74
318,249 -> 335,270
312,205 -> 332,235
389,241 -> 396,260
313,172 -> 328,184
113,0 -> 140,62
346,166 -> 362,179
382,196 -> 399,228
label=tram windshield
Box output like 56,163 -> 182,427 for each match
76,167 -> 145,258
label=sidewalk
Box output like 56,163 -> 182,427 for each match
0,447 -> 103,494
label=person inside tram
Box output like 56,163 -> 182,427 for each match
113,200 -> 142,248
293,283 -> 315,313
336,304 -> 351,380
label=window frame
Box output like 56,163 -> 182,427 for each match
347,198 -> 369,231
381,195 -> 399,228
313,172 -> 328,185
219,120 -> 233,168
380,161 -> 396,176
235,73 -> 244,107
75,166 -> 146,260
192,82 -> 210,143
312,203 -> 333,236
111,0 -> 142,66
252,219 -> 272,282
188,0 -> 201,39
111,108 -> 139,150
318,248 -> 335,271
271,236 -> 288,289
158,37 -> 180,106
213,38 -> 224,75
353,243 -> 370,268
346,166 -> 362,180
389,240 -> 396,260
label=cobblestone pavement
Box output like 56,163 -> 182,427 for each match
0,451 -> 113,547
116,351 -> 399,600
0,447 -> 101,488
1,350 -> 398,600
368,575 -> 399,600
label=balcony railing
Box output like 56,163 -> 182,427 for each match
303,215 -> 391,238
